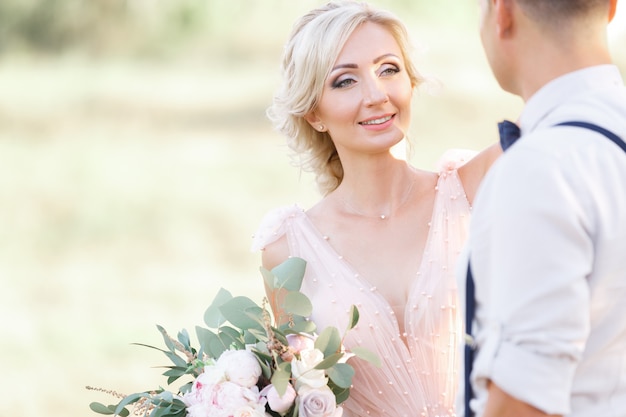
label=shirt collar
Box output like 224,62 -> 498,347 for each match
519,65 -> 624,134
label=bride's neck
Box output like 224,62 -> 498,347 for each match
333,160 -> 416,218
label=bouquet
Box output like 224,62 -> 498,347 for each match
88,257 -> 379,417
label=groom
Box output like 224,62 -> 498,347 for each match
460,1 -> 626,416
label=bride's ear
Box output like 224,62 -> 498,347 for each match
304,112 -> 326,132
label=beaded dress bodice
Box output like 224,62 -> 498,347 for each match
252,155 -> 472,417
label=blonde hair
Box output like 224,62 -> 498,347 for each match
267,0 -> 423,195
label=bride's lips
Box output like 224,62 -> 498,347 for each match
358,114 -> 395,130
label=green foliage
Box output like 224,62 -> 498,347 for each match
326,363 -> 355,389
351,346 -> 382,368
89,257 -> 378,416
315,327 -> 342,357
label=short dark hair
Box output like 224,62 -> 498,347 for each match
516,0 -> 610,25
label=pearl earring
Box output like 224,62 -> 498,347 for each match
318,124 -> 325,132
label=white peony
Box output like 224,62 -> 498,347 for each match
217,349 -> 262,388
261,383 -> 297,415
298,385 -> 342,417
232,404 -> 268,417
291,348 -> 327,389
183,379 -> 265,417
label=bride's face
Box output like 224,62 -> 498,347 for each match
306,22 -> 413,156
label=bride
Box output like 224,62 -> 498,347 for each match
252,1 -> 501,416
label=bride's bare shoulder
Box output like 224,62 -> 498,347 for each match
261,234 -> 290,271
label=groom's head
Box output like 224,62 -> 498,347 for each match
477,0 -> 618,99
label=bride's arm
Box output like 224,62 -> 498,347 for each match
456,142 -> 502,206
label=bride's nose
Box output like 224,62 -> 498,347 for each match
362,77 -> 389,107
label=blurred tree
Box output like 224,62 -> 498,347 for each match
0,0 -> 476,59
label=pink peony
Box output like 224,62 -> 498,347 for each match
183,379 -> 265,417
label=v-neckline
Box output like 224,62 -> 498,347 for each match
296,190 -> 439,340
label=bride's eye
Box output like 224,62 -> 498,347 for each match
380,64 -> 400,77
332,76 -> 357,89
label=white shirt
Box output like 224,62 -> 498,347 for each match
460,65 -> 626,417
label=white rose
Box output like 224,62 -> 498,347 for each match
261,383 -> 296,415
298,386 -> 341,417
217,349 -> 262,388
291,348 -> 327,389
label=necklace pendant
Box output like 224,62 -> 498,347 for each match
380,214 -> 387,220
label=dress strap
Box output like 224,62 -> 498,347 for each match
435,149 -> 477,173
250,204 -> 304,252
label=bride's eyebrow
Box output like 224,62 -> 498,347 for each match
331,63 -> 358,72
373,53 -> 400,64
331,53 -> 400,72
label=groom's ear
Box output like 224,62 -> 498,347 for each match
494,0 -> 515,38
609,0 -> 618,22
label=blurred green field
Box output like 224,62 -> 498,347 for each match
0,1 -> 624,416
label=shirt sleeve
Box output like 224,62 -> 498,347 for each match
470,145 -> 592,415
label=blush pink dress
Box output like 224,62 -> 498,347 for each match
252,153 -> 473,417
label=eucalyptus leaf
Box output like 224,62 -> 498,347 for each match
271,361 -> 292,396
219,325 -> 244,342
131,342 -> 167,354
346,305 -> 359,331
253,340 -> 271,356
282,317 -> 316,334
219,296 -> 265,332
157,325 -> 177,352
89,402 -> 115,415
177,329 -> 191,351
246,328 -> 269,343
314,352 -> 343,370
256,354 -> 273,379
164,350 -> 188,368
208,333 -> 228,358
314,326 -> 341,357
179,381 -> 193,394
260,266 -> 276,289
159,390 -> 174,402
195,326 -> 218,358
114,393 -> 148,416
350,346 -> 381,367
163,367 -> 186,378
271,257 -> 307,291
219,326 -> 245,350
331,385 -> 350,404
327,363 -> 355,389
204,288 -> 233,328
282,291 -> 313,317
272,328 -> 289,346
